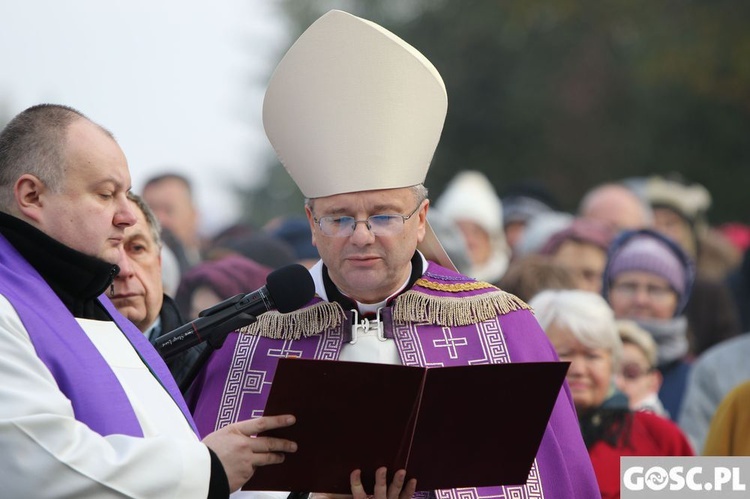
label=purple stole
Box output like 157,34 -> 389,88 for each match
188,263 -> 599,498
0,234 -> 197,436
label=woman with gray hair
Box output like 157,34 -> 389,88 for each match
530,289 -> 693,499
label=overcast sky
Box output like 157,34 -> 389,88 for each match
0,0 -> 289,234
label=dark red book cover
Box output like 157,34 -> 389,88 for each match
244,358 -> 569,493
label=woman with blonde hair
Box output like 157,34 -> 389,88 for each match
615,320 -> 668,417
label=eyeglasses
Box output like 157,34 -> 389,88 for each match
620,363 -> 655,380
610,281 -> 675,301
313,202 -> 423,238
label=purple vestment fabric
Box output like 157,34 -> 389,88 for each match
0,234 -> 196,436
187,262 -> 599,498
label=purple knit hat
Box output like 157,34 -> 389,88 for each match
174,254 -> 272,318
608,235 -> 687,296
602,229 -> 695,316
540,217 -> 616,255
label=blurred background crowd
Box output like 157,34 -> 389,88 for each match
140,167 -> 750,455
2,0 -> 750,489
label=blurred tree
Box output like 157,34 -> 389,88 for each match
239,0 -> 750,226
232,150 -> 306,228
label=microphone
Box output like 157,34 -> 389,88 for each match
155,263 -> 315,361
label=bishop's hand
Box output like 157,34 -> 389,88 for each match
311,467 -> 417,499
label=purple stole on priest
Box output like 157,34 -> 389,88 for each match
0,234 -> 196,437
188,263 -> 599,498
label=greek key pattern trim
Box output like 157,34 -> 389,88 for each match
215,332 -> 260,431
433,460 -> 543,499
316,328 -> 344,359
477,317 -> 511,364
394,322 -> 434,367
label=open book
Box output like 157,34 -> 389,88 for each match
244,358 -> 569,493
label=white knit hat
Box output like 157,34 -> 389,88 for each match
436,170 -> 504,235
263,9 -> 447,198
434,170 -> 510,280
263,9 -> 455,270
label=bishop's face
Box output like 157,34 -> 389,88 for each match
306,187 -> 427,304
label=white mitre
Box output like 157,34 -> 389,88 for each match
263,9 -> 454,270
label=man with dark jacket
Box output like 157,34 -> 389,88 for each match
111,192 -> 203,390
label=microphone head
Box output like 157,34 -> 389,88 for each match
265,263 -> 316,313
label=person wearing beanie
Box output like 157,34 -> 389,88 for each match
645,175 -> 710,260
512,210 -> 575,258
645,175 -> 741,357
540,218 -> 616,294
209,232 -> 297,270
174,254 -> 272,321
602,229 -> 694,420
434,170 -> 511,285
265,215 -> 320,269
500,180 -> 559,253
645,174 -> 740,278
186,10 -> 599,498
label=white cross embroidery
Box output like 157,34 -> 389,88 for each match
267,339 -> 304,358
433,327 -> 468,359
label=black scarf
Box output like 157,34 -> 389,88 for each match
579,390 -> 633,450
0,212 -> 117,320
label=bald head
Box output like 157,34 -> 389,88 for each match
579,183 -> 652,231
0,104 -> 113,213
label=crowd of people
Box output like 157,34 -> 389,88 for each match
1,7 -> 748,499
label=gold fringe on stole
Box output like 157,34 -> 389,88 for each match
237,301 -> 345,340
392,289 -> 531,327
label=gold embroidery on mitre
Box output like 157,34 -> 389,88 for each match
392,289 -> 530,327
238,301 -> 345,340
